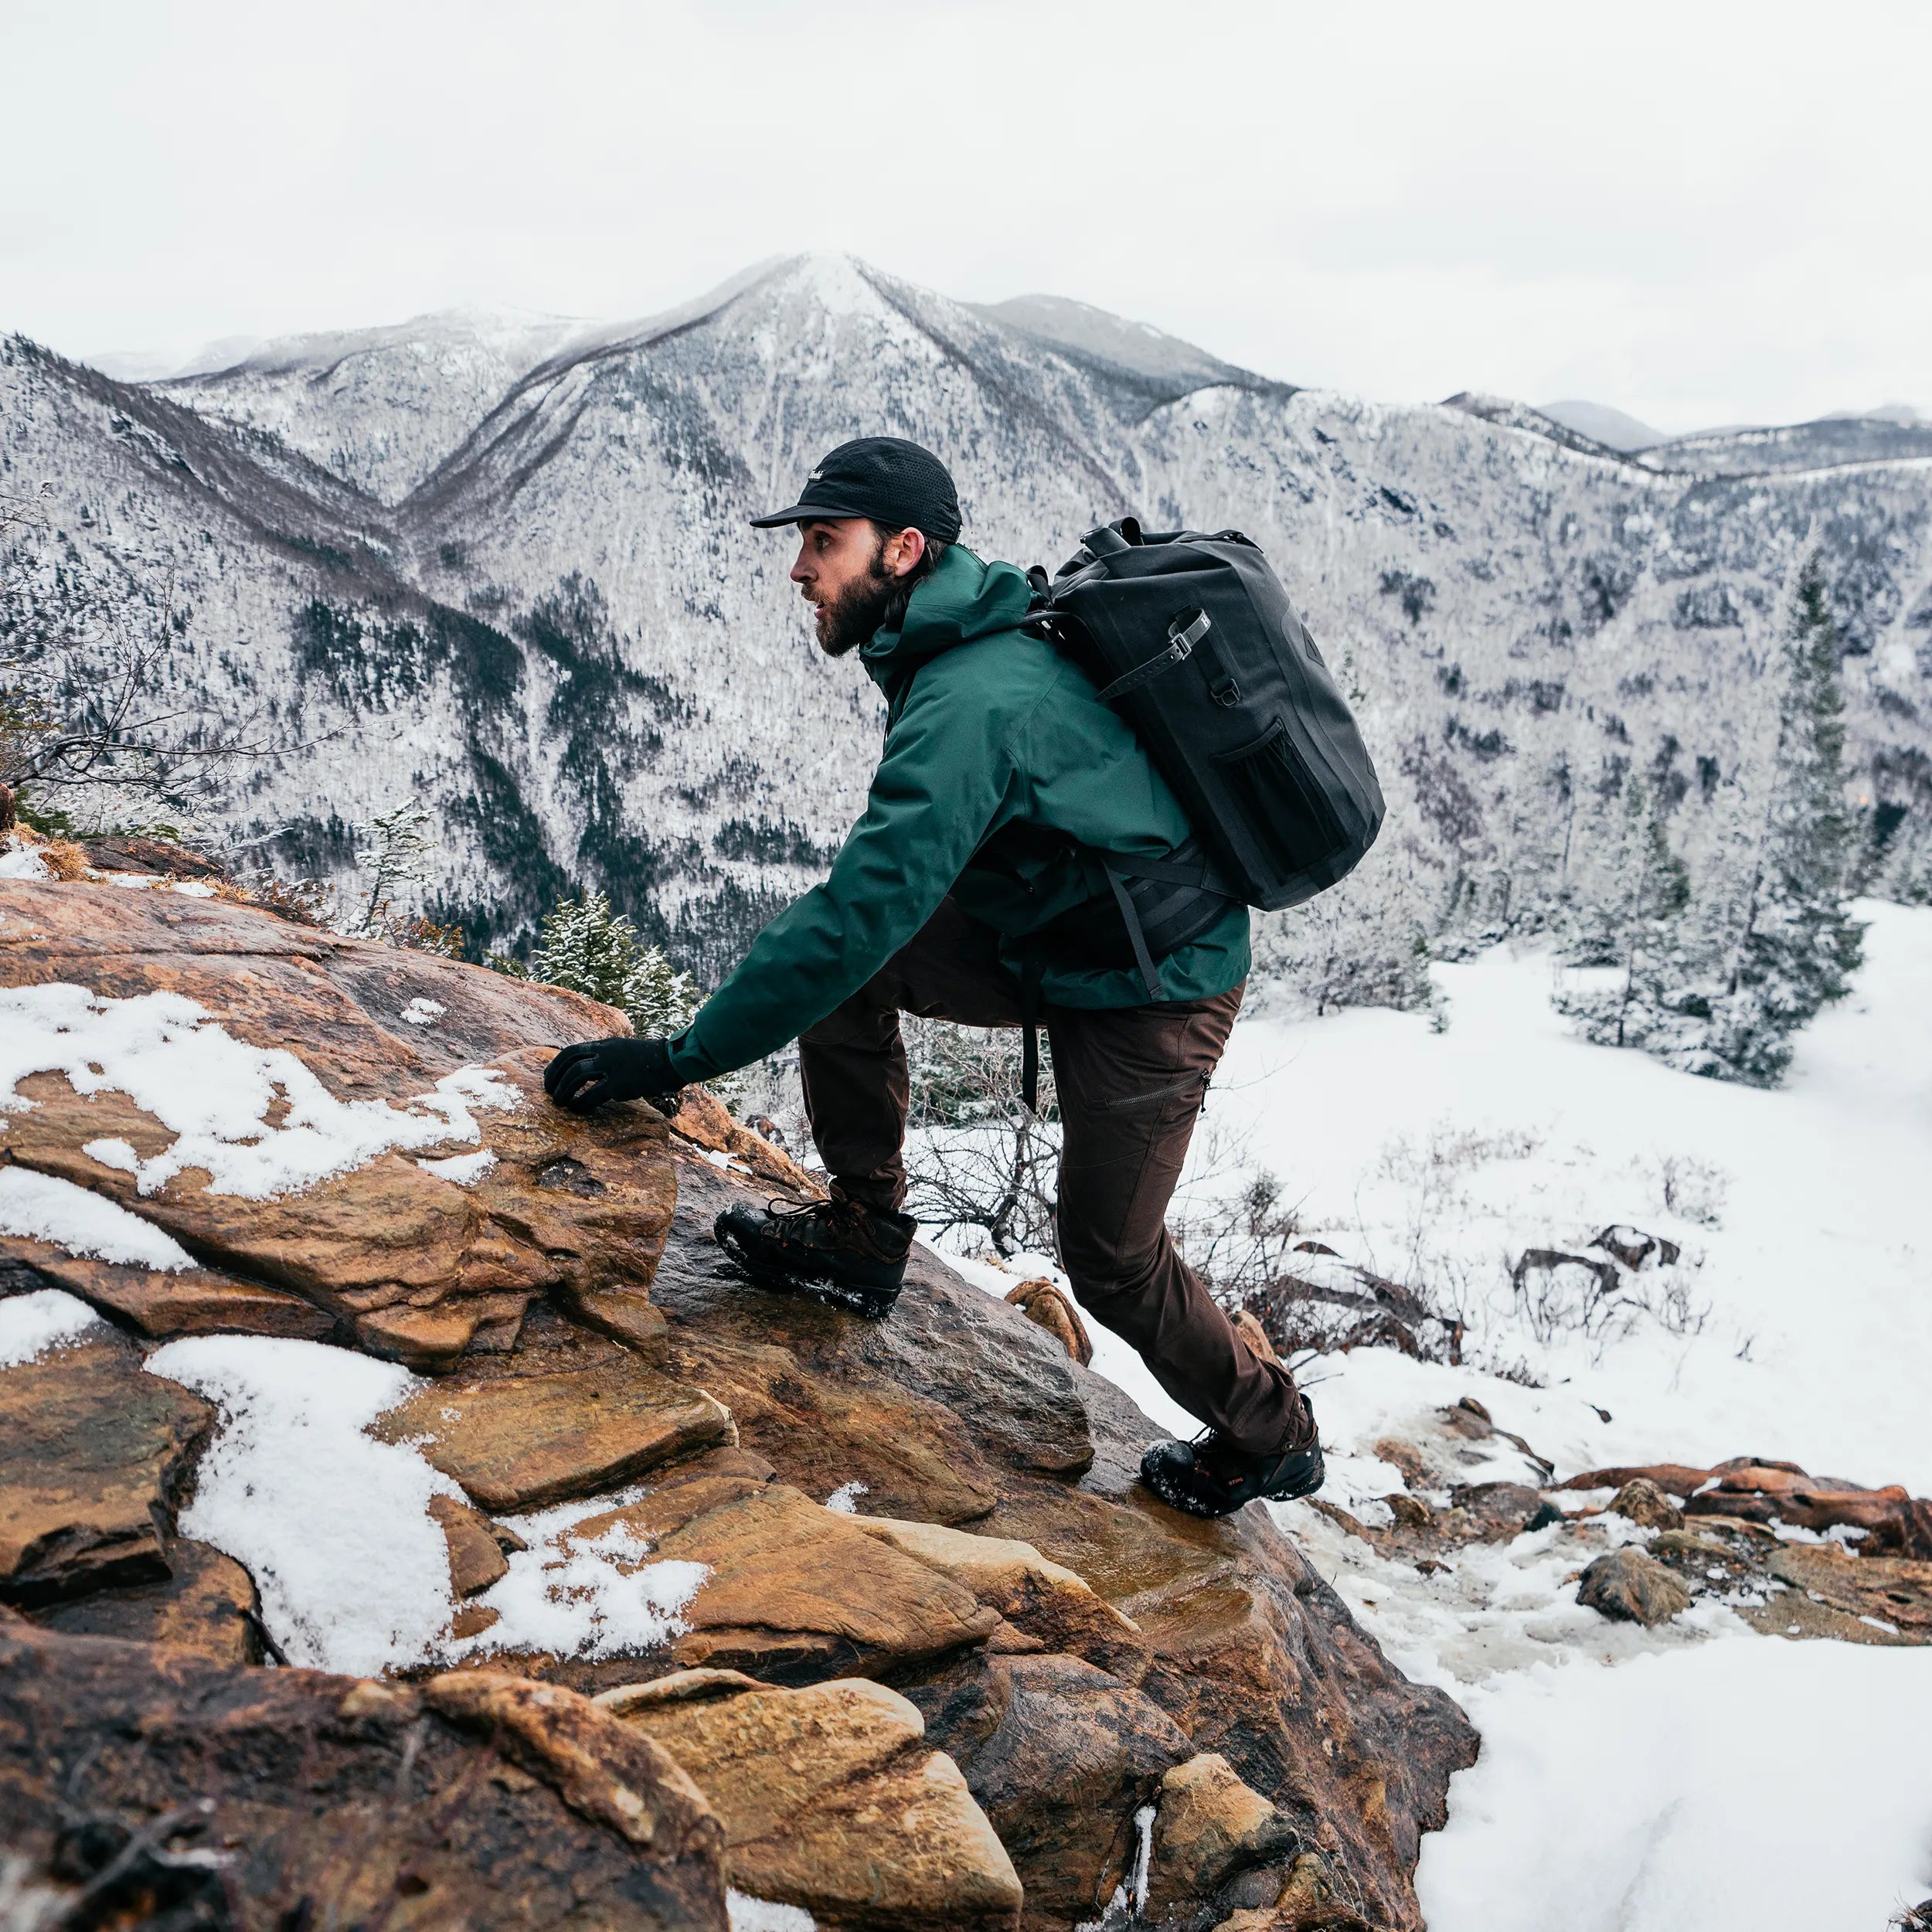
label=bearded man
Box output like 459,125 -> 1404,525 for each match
544,437 -> 1322,1518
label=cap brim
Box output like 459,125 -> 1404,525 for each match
747,500 -> 869,528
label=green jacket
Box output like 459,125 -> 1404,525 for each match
665,546 -> 1250,1083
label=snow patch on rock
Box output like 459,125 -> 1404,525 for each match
0,1164 -> 197,1270
444,1490 -> 708,1663
145,1335 -> 460,1675
726,1893 -> 817,1932
1,984 -> 520,1199
0,1287 -> 104,1367
417,1148 -> 497,1185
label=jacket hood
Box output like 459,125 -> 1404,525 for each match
860,546 -> 1034,699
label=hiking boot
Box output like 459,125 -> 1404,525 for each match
1139,1408 -> 1325,1518
713,1196 -> 917,1319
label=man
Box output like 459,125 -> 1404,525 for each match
545,437 -> 1322,1518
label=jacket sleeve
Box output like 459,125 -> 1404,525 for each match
663,665 -> 1025,1083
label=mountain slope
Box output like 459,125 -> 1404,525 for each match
151,306 -> 596,504
6,257 -> 1930,984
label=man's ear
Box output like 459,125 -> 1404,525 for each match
887,526 -> 927,578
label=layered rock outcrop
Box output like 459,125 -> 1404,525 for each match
0,879 -> 1477,1930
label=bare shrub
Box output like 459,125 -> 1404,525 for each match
1509,1247 -> 1632,1349
1245,1255 -> 1467,1369
903,1019 -> 1061,1261
1628,1266 -> 1712,1338
1376,1123 -> 1543,1283
1172,1168 -> 1304,1301
1645,1151 -> 1729,1227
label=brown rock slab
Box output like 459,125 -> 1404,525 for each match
1211,1851 -> 1386,1930
648,1146 -> 1481,1927
1006,1277 -> 1094,1366
0,1237 -> 336,1341
1556,1463 -> 1713,1496
30,1537 -> 261,1664
1230,1308 -> 1281,1366
77,832 -> 228,879
1150,1751 -> 1301,1912
430,1494 -> 512,1597
1753,1543 -> 1932,1645
420,1668 -> 719,1849
910,1650 -> 1192,1920
852,1514 -> 1148,1683
577,1482 -> 1001,1682
599,1668 -> 1023,1928
0,883 -> 679,1369
0,1625 -> 728,1929
1446,1481 -> 1548,1540
670,1328 -> 1005,1525
1371,1438 -> 1430,1488
370,1359 -> 732,1511
0,1329 -> 213,1605
1577,1548 -> 1693,1625
657,1155 -> 1090,1510
672,1084 -> 826,1198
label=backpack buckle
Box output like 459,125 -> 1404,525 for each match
1167,610 -> 1211,661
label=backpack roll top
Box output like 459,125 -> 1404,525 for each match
1032,519 -> 1384,912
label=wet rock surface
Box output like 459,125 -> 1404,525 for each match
29,1536 -> 263,1663
1576,1547 -> 1694,1624
0,1328 -> 212,1605
0,1625 -> 729,1930
1148,1752 -> 1301,1914
908,1649 -> 1191,1922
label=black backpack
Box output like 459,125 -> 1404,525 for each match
1005,519 -> 1385,1107
1030,519 -> 1384,918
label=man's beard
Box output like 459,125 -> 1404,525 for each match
813,537 -> 900,658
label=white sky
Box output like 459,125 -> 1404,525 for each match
5,0 -> 1927,434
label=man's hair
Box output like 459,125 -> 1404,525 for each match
872,522 -> 949,635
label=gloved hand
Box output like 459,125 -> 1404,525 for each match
543,1036 -> 682,1116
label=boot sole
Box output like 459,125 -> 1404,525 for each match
715,1223 -> 902,1321
1140,1448 -> 1325,1519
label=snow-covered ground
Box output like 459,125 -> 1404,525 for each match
1199,896 -> 1932,1496
943,896 -> 1932,1931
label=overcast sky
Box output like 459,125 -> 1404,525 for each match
5,0 -> 1927,434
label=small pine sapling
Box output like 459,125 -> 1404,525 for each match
526,890 -> 699,1037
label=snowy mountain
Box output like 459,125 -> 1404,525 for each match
151,305 -> 597,503
1634,413 -> 1932,477
5,253 -> 1930,981
1536,399 -> 1665,452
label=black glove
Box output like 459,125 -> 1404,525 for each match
543,1036 -> 682,1115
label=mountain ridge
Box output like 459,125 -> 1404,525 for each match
6,255 -> 1930,985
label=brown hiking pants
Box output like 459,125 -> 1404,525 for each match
798,899 -> 1309,1454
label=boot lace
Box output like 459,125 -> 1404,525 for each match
765,1196 -> 903,1260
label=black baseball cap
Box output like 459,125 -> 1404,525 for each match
750,436 -> 962,543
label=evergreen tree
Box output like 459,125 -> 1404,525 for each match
1553,772 -> 1696,1054
526,890 -> 699,1036
1698,555 -> 1864,1082
352,799 -> 437,935
1556,554 -> 1863,1083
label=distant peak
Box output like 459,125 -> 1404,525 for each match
973,291 -> 1261,390
1537,399 -> 1666,453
